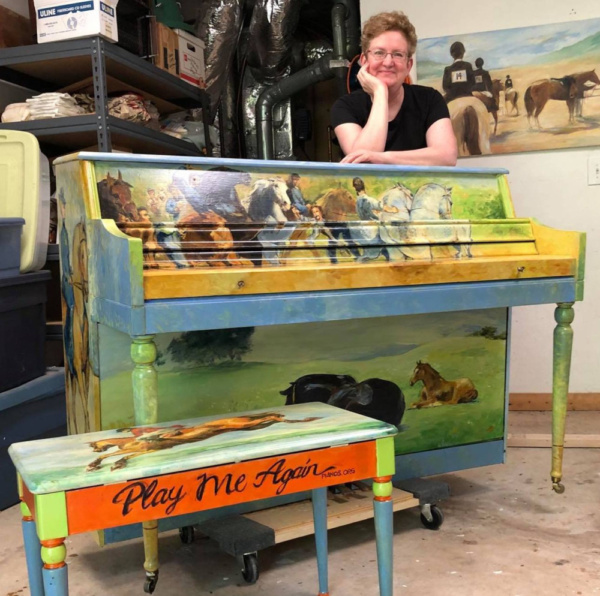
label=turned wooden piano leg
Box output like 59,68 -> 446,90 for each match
21,501 -> 44,596
131,335 -> 160,592
551,302 -> 575,494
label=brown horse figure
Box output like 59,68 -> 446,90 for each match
97,171 -> 139,222
409,361 -> 478,409
525,76 -> 578,128
316,187 -> 356,221
473,78 -> 503,135
86,412 -> 321,471
572,69 -> 600,118
176,210 -> 254,268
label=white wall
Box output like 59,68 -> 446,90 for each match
362,0 -> 600,393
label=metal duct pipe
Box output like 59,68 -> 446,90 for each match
331,2 -> 347,70
220,68 -> 240,157
257,53 -> 347,159
195,0 -> 245,121
337,0 -> 360,58
246,0 -> 303,84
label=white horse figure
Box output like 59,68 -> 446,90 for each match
376,183 -> 415,261
246,178 -> 295,266
411,183 -> 472,259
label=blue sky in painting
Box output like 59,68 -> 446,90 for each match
419,18 -> 600,68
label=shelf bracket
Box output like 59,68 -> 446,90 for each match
91,37 -> 111,152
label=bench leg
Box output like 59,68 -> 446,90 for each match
41,538 -> 68,596
311,487 -> 329,596
131,335 -> 160,592
21,505 -> 44,596
373,476 -> 393,596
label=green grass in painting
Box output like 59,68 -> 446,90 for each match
101,334 -> 506,456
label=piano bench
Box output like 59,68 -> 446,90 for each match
9,403 -> 398,596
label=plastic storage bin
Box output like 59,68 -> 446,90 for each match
0,131 -> 50,273
0,218 -> 25,277
0,368 -> 66,510
0,270 -> 51,392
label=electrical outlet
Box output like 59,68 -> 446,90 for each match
589,155 -> 600,185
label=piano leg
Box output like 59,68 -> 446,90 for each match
131,335 -> 160,592
551,302 -> 574,494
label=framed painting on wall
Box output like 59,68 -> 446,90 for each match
417,18 -> 600,156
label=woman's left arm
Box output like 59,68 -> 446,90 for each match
341,118 -> 458,166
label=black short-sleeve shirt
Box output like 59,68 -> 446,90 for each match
330,84 -> 450,152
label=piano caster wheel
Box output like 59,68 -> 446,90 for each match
144,570 -> 159,594
420,504 -> 444,530
241,552 -> 259,584
179,525 -> 195,544
552,481 -> 565,494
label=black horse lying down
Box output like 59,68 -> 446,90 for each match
280,374 -> 405,427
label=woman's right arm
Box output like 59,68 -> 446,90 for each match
334,65 -> 389,155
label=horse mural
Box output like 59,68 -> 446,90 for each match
409,361 -> 478,409
500,79 -> 520,116
247,177 -> 296,266
280,374 -> 406,427
572,69 -> 600,119
411,184 -> 471,259
525,75 -> 578,128
375,183 -> 414,261
315,187 -> 360,263
176,210 -> 254,267
97,171 -> 139,222
448,97 -> 491,156
473,78 -> 503,135
86,412 -> 321,471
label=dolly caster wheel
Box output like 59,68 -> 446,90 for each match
420,504 -> 444,530
552,481 -> 565,494
144,570 -> 159,594
241,552 -> 259,584
179,526 -> 195,544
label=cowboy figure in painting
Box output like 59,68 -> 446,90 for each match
331,11 -> 457,166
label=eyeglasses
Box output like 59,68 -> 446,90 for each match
367,49 -> 408,62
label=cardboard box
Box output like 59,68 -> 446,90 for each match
34,0 -> 119,44
174,29 -> 205,88
150,21 -> 178,75
0,6 -> 33,48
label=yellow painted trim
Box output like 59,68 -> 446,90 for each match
80,161 -> 101,220
497,175 -> 516,218
143,255 -> 576,299
530,220 -> 586,285
376,437 -> 396,478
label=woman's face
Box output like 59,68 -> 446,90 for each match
362,31 -> 413,91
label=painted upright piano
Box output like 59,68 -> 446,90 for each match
54,153 -> 584,551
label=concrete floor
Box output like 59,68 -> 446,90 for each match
1,411 -> 599,596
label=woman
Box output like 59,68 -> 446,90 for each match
331,11 -> 457,166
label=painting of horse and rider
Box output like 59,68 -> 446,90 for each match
418,17 -> 600,155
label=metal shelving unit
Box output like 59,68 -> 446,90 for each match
0,36 -> 211,156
